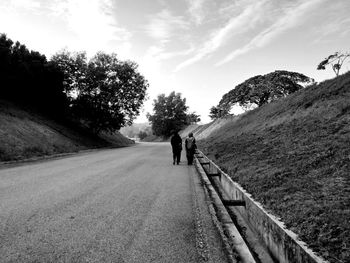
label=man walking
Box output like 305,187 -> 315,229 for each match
170,131 -> 182,165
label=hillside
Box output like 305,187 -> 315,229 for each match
0,100 -> 133,162
186,115 -> 239,140
197,72 -> 350,263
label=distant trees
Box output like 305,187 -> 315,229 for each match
51,51 -> 148,133
120,123 -> 151,139
317,51 -> 350,76
210,70 -> 313,119
0,33 -> 149,134
138,130 -> 148,140
147,91 -> 200,137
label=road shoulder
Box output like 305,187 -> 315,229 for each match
188,165 -> 230,263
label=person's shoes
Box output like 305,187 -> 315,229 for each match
173,161 -> 175,165
177,162 -> 179,165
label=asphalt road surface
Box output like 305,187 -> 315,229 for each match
0,143 -> 228,263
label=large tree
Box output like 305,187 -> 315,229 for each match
50,50 -> 88,101
212,70 -> 313,117
51,51 -> 148,133
147,91 -> 200,137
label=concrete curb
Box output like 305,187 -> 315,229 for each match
194,157 -> 257,263
196,150 -> 328,263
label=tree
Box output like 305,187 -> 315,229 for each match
216,70 -> 313,114
50,51 -> 148,133
138,130 -> 148,140
187,112 -> 201,123
0,34 -> 68,118
79,53 -> 148,133
317,51 -> 350,76
147,91 -> 199,137
50,50 -> 88,101
209,105 -> 230,120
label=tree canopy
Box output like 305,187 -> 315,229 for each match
0,34 -> 67,117
317,51 -> 350,76
51,51 -> 148,133
50,50 -> 88,100
210,70 -> 313,119
147,91 -> 200,137
209,105 -> 230,120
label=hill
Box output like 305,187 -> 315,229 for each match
180,115 -> 239,140
0,100 -> 133,162
197,72 -> 350,263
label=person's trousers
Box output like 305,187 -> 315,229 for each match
173,150 -> 181,164
186,150 -> 194,165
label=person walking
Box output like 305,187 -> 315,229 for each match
170,131 -> 182,165
185,132 -> 196,165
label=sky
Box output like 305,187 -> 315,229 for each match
1,0 -> 350,123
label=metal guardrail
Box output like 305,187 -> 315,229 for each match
194,155 -> 257,263
194,150 -> 327,263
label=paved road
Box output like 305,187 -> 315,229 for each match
0,143 -> 228,263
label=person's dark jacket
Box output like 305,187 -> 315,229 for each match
171,134 -> 182,152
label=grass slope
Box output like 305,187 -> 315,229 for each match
0,100 -> 133,162
198,72 -> 350,263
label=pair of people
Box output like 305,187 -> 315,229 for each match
170,131 -> 196,165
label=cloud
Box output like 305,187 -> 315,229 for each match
142,8 -> 194,75
147,46 -> 195,63
51,0 -> 132,57
138,45 -> 194,94
145,9 -> 189,43
310,1 -> 350,45
0,0 -> 133,59
174,0 -> 268,72
7,0 -> 41,10
215,0 -> 326,66
187,0 -> 206,25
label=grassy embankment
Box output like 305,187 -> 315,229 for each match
198,72 -> 350,263
0,100 -> 133,162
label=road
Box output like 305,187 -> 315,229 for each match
0,143 -> 228,263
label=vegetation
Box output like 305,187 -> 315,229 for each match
138,130 -> 148,140
186,112 -> 201,124
198,72 -> 350,263
0,34 -> 68,118
317,51 -> 350,76
120,123 -> 151,139
51,51 -> 148,133
0,33 -> 148,135
0,33 -> 147,160
210,70 -> 313,119
147,91 -> 200,138
209,105 -> 230,120
0,100 -> 133,162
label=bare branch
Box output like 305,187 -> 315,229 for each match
317,51 -> 350,76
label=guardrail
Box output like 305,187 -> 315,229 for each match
195,150 -> 327,263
